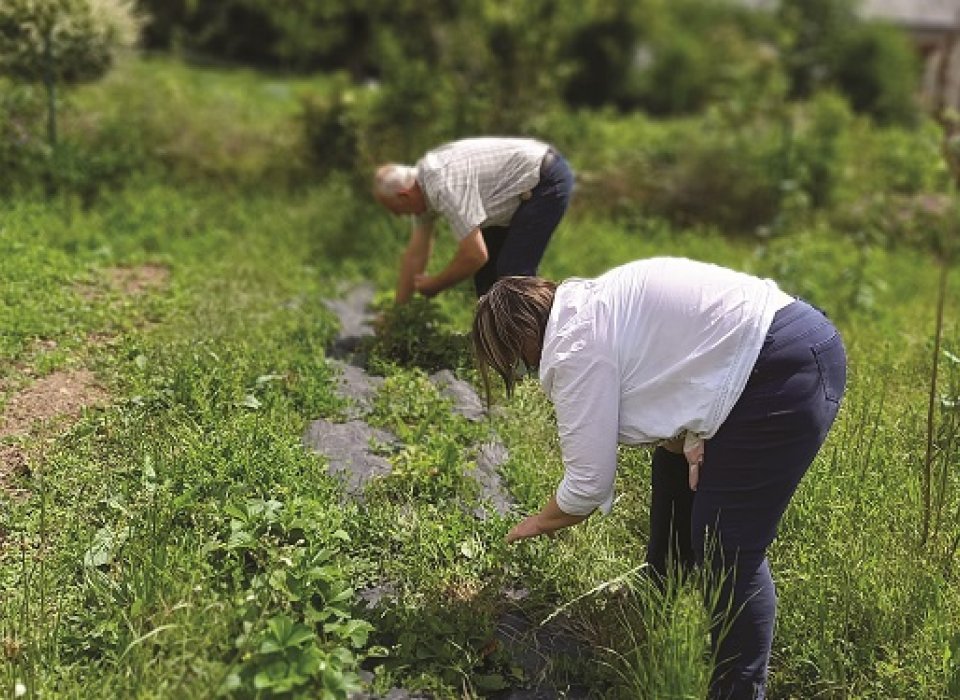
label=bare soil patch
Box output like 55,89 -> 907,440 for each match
2,264 -> 163,495
0,445 -> 29,498
0,369 -> 108,493
106,264 -> 170,295
75,263 -> 171,302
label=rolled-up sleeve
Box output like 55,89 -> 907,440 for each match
549,354 -> 621,516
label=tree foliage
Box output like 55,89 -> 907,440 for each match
777,0 -> 920,125
0,0 -> 141,184
134,0 -> 921,126
0,0 -> 141,84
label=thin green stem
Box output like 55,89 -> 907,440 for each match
921,261 -> 948,546
43,29 -> 57,150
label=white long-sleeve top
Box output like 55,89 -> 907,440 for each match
539,257 -> 794,516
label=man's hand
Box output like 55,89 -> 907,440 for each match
396,223 -> 433,304
411,230 -> 487,300
413,274 -> 440,298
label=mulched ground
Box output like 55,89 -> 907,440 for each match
313,285 -> 592,700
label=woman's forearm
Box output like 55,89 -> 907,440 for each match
506,495 -> 589,542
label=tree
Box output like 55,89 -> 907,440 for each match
0,0 -> 141,149
777,0 -> 859,99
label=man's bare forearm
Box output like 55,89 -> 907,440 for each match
396,225 -> 432,303
415,228 -> 487,297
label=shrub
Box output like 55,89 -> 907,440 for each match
789,91 -> 856,209
566,108 -> 786,233
562,14 -> 640,110
778,0 -> 921,125
137,0 -> 446,75
299,75 -> 363,179
778,0 -> 858,99
559,0 -> 787,117
645,116 -> 783,232
0,81 -> 47,196
834,21 -> 921,126
61,58 -> 315,190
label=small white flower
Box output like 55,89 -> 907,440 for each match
15,681 -> 27,697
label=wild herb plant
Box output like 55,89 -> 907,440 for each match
364,297 -> 473,376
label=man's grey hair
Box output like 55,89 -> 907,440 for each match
374,164 -> 417,198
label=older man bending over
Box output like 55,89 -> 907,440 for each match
373,137 -> 574,303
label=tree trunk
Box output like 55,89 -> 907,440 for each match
44,28 -> 57,149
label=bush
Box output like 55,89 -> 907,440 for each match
834,21 -> 921,126
0,76 -> 156,202
560,0 -> 787,117
0,81 -> 48,196
788,91 -> 856,209
645,114 -> 783,232
778,0 -> 858,99
554,108 -> 786,234
137,0 -> 446,76
778,0 -> 921,125
562,15 -> 641,110
299,75 -> 363,178
0,0 -> 140,85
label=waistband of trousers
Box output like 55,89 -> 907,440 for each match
768,298 -> 831,336
520,148 -> 560,201
755,299 -> 838,369
540,147 -> 557,177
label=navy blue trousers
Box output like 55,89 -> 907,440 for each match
473,150 -> 574,297
646,300 -> 847,700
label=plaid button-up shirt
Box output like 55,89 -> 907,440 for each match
415,137 -> 550,239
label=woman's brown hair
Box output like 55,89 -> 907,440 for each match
472,276 -> 557,406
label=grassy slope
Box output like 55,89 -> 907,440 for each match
0,57 -> 958,698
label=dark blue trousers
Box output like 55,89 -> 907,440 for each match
473,150 -> 574,296
646,300 -> 847,700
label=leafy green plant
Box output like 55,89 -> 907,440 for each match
211,498 -> 374,697
365,297 -> 472,374
223,614 -> 364,698
234,615 -> 327,694
834,20 -> 921,126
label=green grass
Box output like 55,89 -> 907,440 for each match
1,56 -> 959,699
